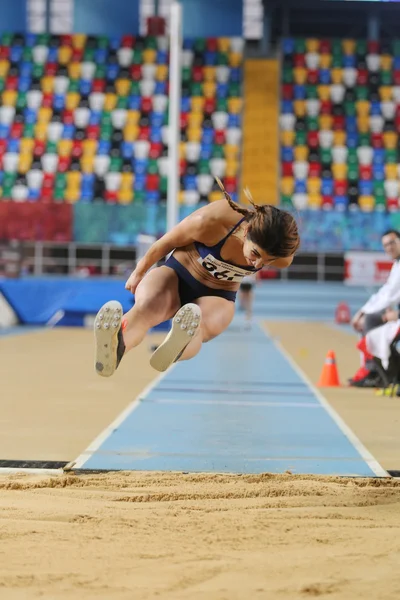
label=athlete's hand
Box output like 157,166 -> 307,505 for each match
125,268 -> 145,294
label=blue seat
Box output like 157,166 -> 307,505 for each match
28,189 -> 40,201
82,173 -> 95,185
343,56 -> 356,68
227,114 -> 240,128
128,95 -> 141,110
345,116 -> 357,133
80,193 -> 93,203
204,51 -> 216,66
321,178 -> 334,195
282,38 -> 295,55
121,142 -> 134,159
134,159 -> 148,176
347,132 -> 358,149
7,139 -> 20,153
229,68 -> 242,83
230,192 -> 238,203
370,101 -> 381,116
47,47 -> 58,62
155,81 -> 167,95
359,181 -> 373,196
145,190 -> 160,203
373,149 -> 385,165
201,129 -> 214,144
294,180 -> 307,194
134,174 -> 146,191
281,147 -> 294,162
10,47 -> 23,63
183,175 -> 197,190
24,108 -> 36,125
394,57 -> 400,70
334,195 -> 349,210
79,80 -> 92,95
281,99 -> 294,114
89,110 -> 101,125
200,143 -> 213,160
98,140 -> 111,155
150,127 -> 162,143
319,69 -> 331,85
94,49 -> 107,64
294,84 -> 306,100
18,76 -> 31,93
150,113 -> 164,128
157,50 -> 168,65
62,124 -> 75,139
109,36 -> 120,51
0,125 -> 9,139
25,33 -> 37,47
183,38 -> 194,50
53,94 -> 66,111
216,83 -> 228,98
373,165 -> 385,181
0,172 -> 4,185
106,64 -> 119,80
181,97 -> 191,112
20,61 -> 33,77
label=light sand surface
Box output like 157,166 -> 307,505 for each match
1,471 -> 400,600
264,322 -> 400,472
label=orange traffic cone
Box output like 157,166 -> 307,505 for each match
317,350 -> 341,387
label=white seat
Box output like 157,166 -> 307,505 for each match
153,94 -> 168,113
142,64 -> 157,80
381,101 -> 395,120
89,92 -> 105,112
41,153 -> 59,173
185,142 -> 201,162
157,157 -> 170,177
230,38 -> 244,53
197,174 -> 213,195
117,48 -> 133,67
26,169 -> 44,190
181,49 -> 194,68
392,87 -> 400,103
134,140 -> 150,160
81,61 -> 96,80
357,146 -> 373,166
366,53 -> 381,72
215,66 -> 230,84
369,115 -> 384,133
157,37 -> 169,51
292,193 -> 308,210
279,114 -> 296,131
293,161 -> 309,179
209,158 -> 226,178
183,190 -> 200,206
53,76 -> 69,95
211,111 -> 229,130
74,107 -> 90,129
105,172 -> 121,192
306,99 -> 320,117
226,127 -> 242,145
161,125 -> 172,146
27,90 -> 43,110
32,45 -> 48,64
111,109 -> 127,129
139,80 -> 156,97
47,121 -> 63,142
318,130 -> 334,149
330,84 -> 345,104
305,52 -> 320,70
343,68 -> 357,88
0,106 -> 15,125
332,146 -> 348,164
384,180 -> 399,197
3,153 -> 19,173
94,155 -> 110,177
12,184 -> 28,202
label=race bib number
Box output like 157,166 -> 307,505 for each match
198,254 -> 255,282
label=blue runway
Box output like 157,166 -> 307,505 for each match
73,319 -> 387,477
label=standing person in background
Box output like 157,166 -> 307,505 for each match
238,273 -> 258,329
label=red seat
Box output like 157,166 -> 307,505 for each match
320,40 -> 331,54
10,122 -> 24,139
367,40 -> 380,54
130,65 -> 142,81
320,100 -> 332,115
43,173 -> 55,189
45,63 -> 58,77
60,35 -> 72,46
138,126 -> 151,141
33,140 -> 46,157
322,195 -> 333,209
62,109 -> 74,125
371,132 -> 384,148
92,79 -> 106,93
309,162 -> 321,177
394,71 -> 400,87
192,66 -> 203,82
214,130 -> 226,145
57,156 -> 70,172
282,84 -> 294,100
86,124 -> 100,140
357,69 -> 368,86
282,162 -> 293,177
0,46 -> 9,60
387,198 -> 398,211
333,115 -> 345,130
40,187 -> 53,203
206,38 -> 218,52
141,97 -> 153,113
307,69 -> 319,85
204,98 -> 216,114
71,140 -> 83,158
146,173 -> 160,191
121,35 -> 135,48
0,139 -> 7,154
105,190 -> 118,203
6,75 -> 18,91
293,54 -> 306,67
334,180 -> 347,196
307,131 -> 319,148
359,165 -> 372,180
42,93 -> 53,108
179,159 -> 187,176
149,142 -> 163,159
72,49 -> 83,62
224,176 -> 237,194
180,112 -> 189,129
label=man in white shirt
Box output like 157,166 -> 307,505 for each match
350,229 -> 400,387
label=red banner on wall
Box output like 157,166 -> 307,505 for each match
344,252 -> 393,286
0,202 -> 72,241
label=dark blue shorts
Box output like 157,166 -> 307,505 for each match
164,255 -> 237,306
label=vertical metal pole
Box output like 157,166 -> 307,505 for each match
45,0 -> 51,33
166,1 -> 182,232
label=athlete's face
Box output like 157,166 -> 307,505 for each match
382,233 -> 400,260
242,237 -> 273,269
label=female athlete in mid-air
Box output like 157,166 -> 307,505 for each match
94,179 -> 300,376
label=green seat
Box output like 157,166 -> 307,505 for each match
145,36 -> 157,49
101,112 -> 112,126
46,141 -> 58,154
385,149 -> 398,164
95,65 -> 106,78
294,38 -> 306,53
23,48 -> 32,61
359,133 -> 371,146
100,129 -> 112,141
16,92 -> 27,110
23,123 -> 35,138
0,79 -> 5,93
331,40 -> 342,56
381,70 -> 392,86
109,157 -> 122,172
97,36 -> 109,49
133,49 -> 143,65
331,56 -> 343,69
117,97 -> 128,109
355,40 -> 367,55
83,49 -> 94,61
348,165 -> 359,180
355,86 -> 368,101
190,82 -> 202,96
2,185 -> 13,198
130,81 -> 140,95
32,64 -> 44,78
295,131 -> 307,145
375,189 -> 386,209
68,79 -> 79,92
1,33 -> 12,46
160,176 -> 168,194
37,33 -> 50,45
217,52 -> 229,66
228,83 -> 240,97
3,173 -> 16,187
163,111 -> 169,125
216,98 -> 228,112
147,159 -> 159,175
280,195 -> 293,208
198,159 -> 210,174
373,181 -> 385,195
321,148 -> 332,165
305,116 -> 318,132
344,100 -> 356,117
54,189 -> 65,201
282,67 -> 293,84
306,84 -> 318,99
194,38 -> 206,53
347,149 -> 358,166
212,145 -> 224,159
55,173 -> 66,190
182,66 -> 191,83
135,190 -> 146,203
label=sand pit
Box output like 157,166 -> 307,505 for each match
1,471 -> 400,600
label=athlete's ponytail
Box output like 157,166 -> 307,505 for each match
215,177 -> 300,259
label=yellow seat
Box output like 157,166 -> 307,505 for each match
65,92 -> 80,110
118,189 -> 133,204
381,55 -> 393,71
227,97 -> 243,114
0,59 -> 9,77
356,100 -> 370,117
209,190 -> 223,203
333,130 -> 346,146
224,144 -> 239,160
64,187 -> 81,203
58,45 -> 72,65
359,196 -> 375,212
217,38 -> 230,52
294,146 -> 309,161
357,115 -> 369,134
294,67 -> 307,85
281,130 -> 295,146
385,164 -> 398,179
143,49 -> 157,64
191,96 -> 205,113
18,153 -> 32,174
203,67 -> 216,82
178,190 -> 185,204
35,122 -> 48,140
115,79 -> 130,97
294,100 -> 306,118
332,163 -> 348,180
306,39 -> 319,53
281,177 -> 294,195
342,39 -> 356,55
2,90 -> 17,106
41,76 -> 54,93
379,86 -> 392,102
188,112 -> 203,128
307,177 -> 321,195
319,114 -> 333,130
120,172 -> 134,190
187,127 -> 202,143
383,131 -> 398,150
72,34 -> 87,50
123,124 -> 139,142
229,52 -> 242,68
226,160 -> 239,177
20,138 -> 35,154
82,139 -> 98,156
318,85 -> 330,101
37,107 -> 52,123
331,68 -> 343,84
203,82 -> 216,98
156,65 -> 168,81
58,139 -> 73,157
80,156 -> 94,173
126,110 -> 141,125
319,54 -> 332,69
179,142 -> 186,160
67,62 -> 81,79
104,93 -> 117,111
66,171 -> 82,188
308,194 -> 322,209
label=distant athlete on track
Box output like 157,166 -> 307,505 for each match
94,179 -> 300,376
